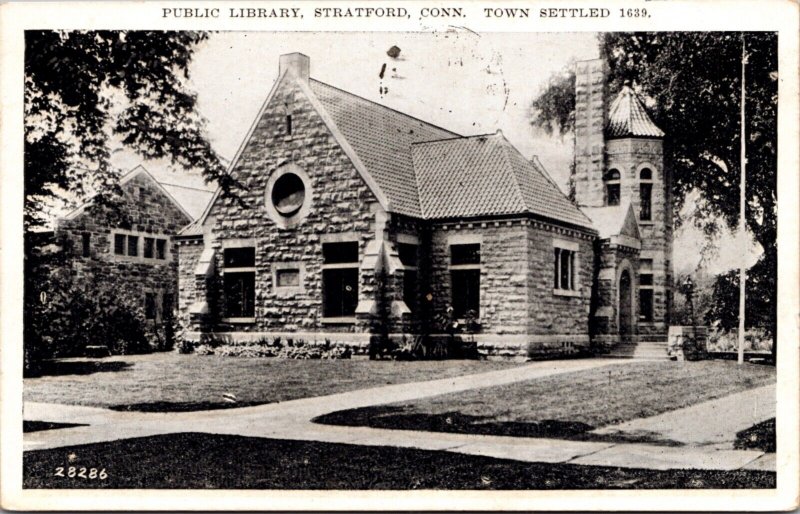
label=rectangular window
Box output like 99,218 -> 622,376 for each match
276,269 -> 300,287
144,237 -> 155,259
398,243 -> 418,313
127,235 -> 139,257
451,243 -> 480,265
224,247 -> 255,267
114,234 -> 126,255
322,242 -> 359,318
640,183 -> 652,221
452,269 -> 480,319
607,184 -> 621,206
450,242 -> 480,318
81,232 -> 91,258
322,241 -> 358,264
640,289 -> 654,322
398,243 -> 418,267
223,272 -> 255,318
322,268 -> 359,317
554,247 -> 577,291
145,292 -> 157,320
639,258 -> 654,321
156,239 -> 167,260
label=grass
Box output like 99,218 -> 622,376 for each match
23,353 -> 519,412
735,418 -> 776,453
314,361 -> 776,440
23,433 -> 775,489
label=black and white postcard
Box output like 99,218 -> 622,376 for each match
1,0 -> 798,510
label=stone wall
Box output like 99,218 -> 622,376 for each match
56,172 -> 191,333
189,74 -> 377,334
574,59 -> 608,207
606,138 -> 671,338
591,241 -> 640,349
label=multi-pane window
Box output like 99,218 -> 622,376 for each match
640,168 -> 653,221
322,242 -> 359,318
112,231 -> 168,261
604,169 -> 621,206
450,243 -> 480,318
223,247 -> 256,319
553,247 -> 577,291
398,242 -> 418,313
81,232 -> 91,258
639,258 -> 654,321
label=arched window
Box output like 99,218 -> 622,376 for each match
639,168 -> 653,221
604,169 -> 621,206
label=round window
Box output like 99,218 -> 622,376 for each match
271,173 -> 305,217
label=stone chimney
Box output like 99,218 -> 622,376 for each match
573,58 -> 608,208
279,53 -> 310,83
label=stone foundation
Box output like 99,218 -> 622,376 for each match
182,330 -> 591,360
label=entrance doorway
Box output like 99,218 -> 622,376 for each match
619,269 -> 633,341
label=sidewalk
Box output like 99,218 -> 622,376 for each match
23,359 -> 775,472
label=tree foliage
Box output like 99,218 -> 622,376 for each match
531,32 -> 778,344
24,30 -> 230,229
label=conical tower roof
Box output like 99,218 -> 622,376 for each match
606,85 -> 664,138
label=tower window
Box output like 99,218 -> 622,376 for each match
604,169 -> 621,206
286,115 -> 292,135
640,168 -> 653,221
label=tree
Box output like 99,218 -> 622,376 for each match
24,30 -> 231,230
531,33 -> 778,357
24,31 -> 229,368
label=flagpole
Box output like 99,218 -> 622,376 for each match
738,35 -> 747,366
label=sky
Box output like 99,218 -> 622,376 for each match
110,31 -> 759,275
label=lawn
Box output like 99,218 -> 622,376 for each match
314,361 -> 776,441
23,353 -> 519,412
23,433 -> 775,489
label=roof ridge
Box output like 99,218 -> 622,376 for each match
496,134 -> 529,215
310,78 -> 460,138
411,132 -> 499,146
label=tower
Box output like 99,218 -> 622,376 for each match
575,59 -> 672,340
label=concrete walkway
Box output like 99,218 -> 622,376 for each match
23,359 -> 775,472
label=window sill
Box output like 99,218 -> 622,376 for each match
321,317 -> 356,324
639,221 -> 655,226
221,317 -> 256,324
553,288 -> 582,298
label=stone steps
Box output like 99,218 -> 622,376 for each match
603,341 -> 670,360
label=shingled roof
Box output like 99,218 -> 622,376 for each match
412,132 -> 593,228
606,85 -> 664,139
183,54 -> 597,234
310,79 -> 458,218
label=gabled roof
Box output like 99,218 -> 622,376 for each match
411,132 -> 594,228
309,79 -> 458,218
185,58 -> 597,234
64,165 -> 215,223
581,199 -> 641,240
606,85 -> 664,139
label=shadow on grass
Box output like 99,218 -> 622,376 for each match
23,432 -> 775,489
23,421 -> 87,433
108,401 -> 265,413
735,418 -> 775,453
313,406 -> 685,447
28,360 -> 132,378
